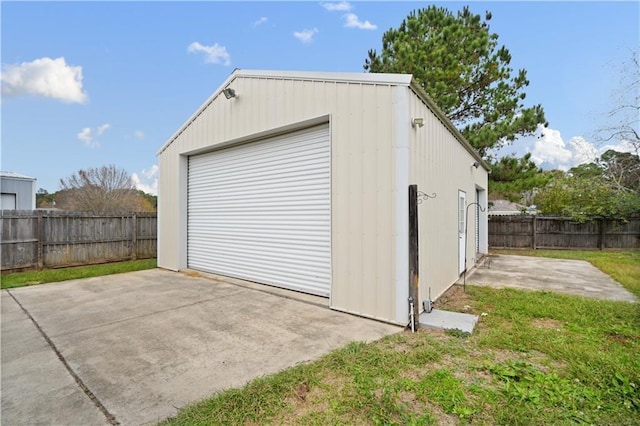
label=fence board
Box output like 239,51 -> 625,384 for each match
1,210 -> 157,273
489,215 -> 640,250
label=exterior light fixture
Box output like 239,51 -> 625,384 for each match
411,117 -> 424,128
472,161 -> 480,169
222,88 -> 236,99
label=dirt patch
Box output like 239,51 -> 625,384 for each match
433,284 -> 475,312
397,391 -> 422,412
421,401 -> 459,425
273,374 -> 348,424
606,331 -> 633,345
531,318 -> 564,330
293,382 -> 310,402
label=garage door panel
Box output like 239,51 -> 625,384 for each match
188,124 -> 331,297
190,189 -> 330,205
193,160 -> 329,189
192,141 -> 328,176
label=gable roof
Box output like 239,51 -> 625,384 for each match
157,69 -> 489,170
0,171 -> 36,181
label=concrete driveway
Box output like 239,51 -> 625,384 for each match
465,254 -> 638,303
1,269 -> 400,426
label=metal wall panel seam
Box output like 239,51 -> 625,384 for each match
394,86 -> 410,325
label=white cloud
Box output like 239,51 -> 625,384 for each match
526,124 -> 634,171
187,41 -> 231,66
568,136 -> 598,165
344,13 -> 377,30
96,124 -> 110,135
320,1 -> 352,12
252,17 -> 268,27
529,126 -> 573,170
1,57 -> 87,103
293,28 -> 318,44
77,123 -> 110,149
131,164 -> 158,196
321,2 -> 376,30
134,130 -> 144,140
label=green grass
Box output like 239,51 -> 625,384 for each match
1,258 -> 157,289
160,286 -> 640,425
492,249 -> 640,297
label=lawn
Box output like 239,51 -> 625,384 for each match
1,258 -> 157,289
160,252 -> 640,425
492,249 -> 640,297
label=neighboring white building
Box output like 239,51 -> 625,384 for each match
157,70 -> 489,326
1,172 -> 36,210
489,199 -> 537,216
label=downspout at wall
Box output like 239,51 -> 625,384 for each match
394,86 -> 410,325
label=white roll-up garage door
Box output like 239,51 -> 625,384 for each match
188,124 -> 331,297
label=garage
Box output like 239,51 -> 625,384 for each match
187,124 -> 331,297
157,69 -> 489,326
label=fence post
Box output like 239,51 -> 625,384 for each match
532,216 -> 537,250
408,185 -> 420,331
599,219 -> 605,250
37,211 -> 44,270
132,214 -> 138,260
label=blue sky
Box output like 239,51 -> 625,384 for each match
2,1 -> 638,195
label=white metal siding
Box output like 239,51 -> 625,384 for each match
408,87 -> 489,302
187,124 -> 331,296
159,73 -> 399,324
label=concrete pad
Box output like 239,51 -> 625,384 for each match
1,291 -> 109,426
419,309 -> 478,334
2,269 -> 400,425
467,255 -> 638,303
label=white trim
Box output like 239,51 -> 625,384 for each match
394,86 -> 410,325
234,69 -> 413,85
476,185 -> 489,253
0,172 -> 36,181
157,71 -> 237,156
458,190 -> 467,274
178,155 -> 188,269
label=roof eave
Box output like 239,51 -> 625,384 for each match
409,79 -> 491,172
156,69 -> 241,156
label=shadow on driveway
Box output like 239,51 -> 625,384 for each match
1,269 -> 400,425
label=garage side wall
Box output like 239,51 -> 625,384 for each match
158,76 -> 401,323
408,90 -> 489,302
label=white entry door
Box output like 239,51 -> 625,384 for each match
458,190 -> 466,274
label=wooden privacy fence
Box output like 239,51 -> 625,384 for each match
489,215 -> 640,250
1,210 -> 157,273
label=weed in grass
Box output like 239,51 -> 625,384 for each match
609,372 -> 640,412
411,368 -> 477,420
444,328 -> 471,339
486,359 -> 611,423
